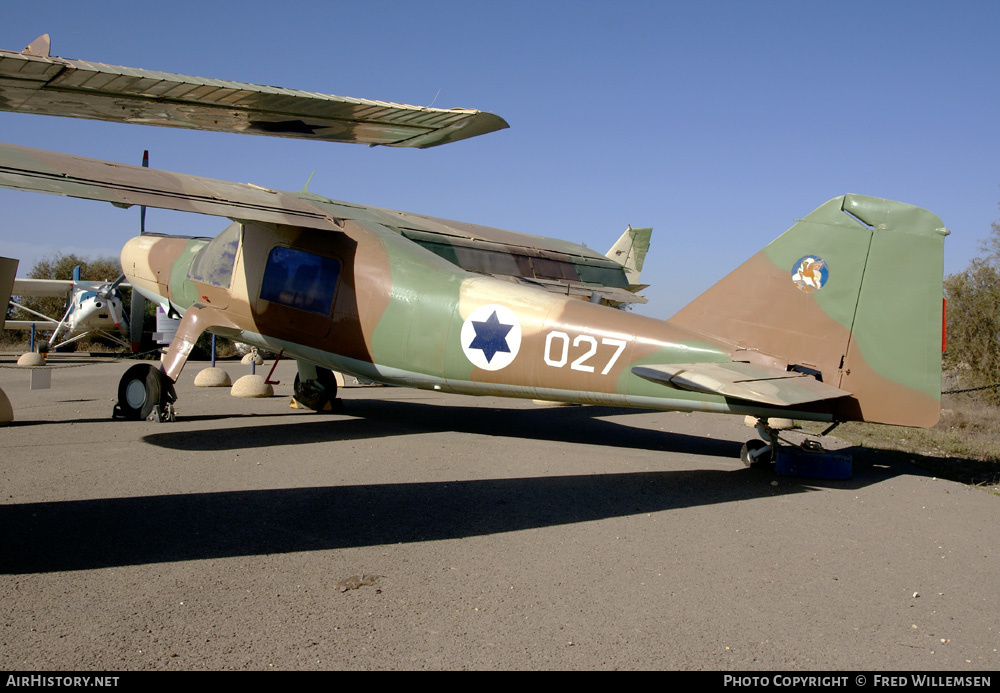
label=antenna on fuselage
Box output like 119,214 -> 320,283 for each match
301,171 -> 315,193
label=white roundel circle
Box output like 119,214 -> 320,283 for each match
460,304 -> 522,371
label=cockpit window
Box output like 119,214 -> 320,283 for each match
188,222 -> 240,289
259,246 -> 340,315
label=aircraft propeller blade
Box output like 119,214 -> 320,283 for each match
106,298 -> 120,329
98,273 -> 127,299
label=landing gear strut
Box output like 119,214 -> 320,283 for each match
740,416 -> 786,468
113,364 -> 176,421
740,417 -> 851,479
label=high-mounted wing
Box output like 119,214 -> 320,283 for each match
632,361 -> 850,407
0,35 -> 508,148
0,142 -> 341,231
0,142 -> 643,306
11,278 -> 74,298
5,278 -> 68,332
380,214 -> 647,306
0,37 -> 640,306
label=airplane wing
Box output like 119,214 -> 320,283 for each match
0,36 -> 508,148
0,142 -> 342,230
0,38 -> 636,305
387,217 -> 646,306
0,142 -> 641,304
631,361 -> 850,407
11,278 -> 73,297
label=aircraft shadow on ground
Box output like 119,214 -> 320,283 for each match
144,396 -> 942,479
1,400 -> 915,574
143,399 -> 746,457
0,467 -> 864,575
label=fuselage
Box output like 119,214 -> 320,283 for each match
121,217 -> 836,423
67,290 -> 124,334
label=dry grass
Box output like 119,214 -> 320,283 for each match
1,335 -> 244,359
804,394 -> 1000,491
0,337 -> 126,354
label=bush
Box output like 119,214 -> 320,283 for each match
944,208 -> 1000,403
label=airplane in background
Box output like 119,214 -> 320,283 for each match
6,266 -> 132,351
0,36 -> 948,467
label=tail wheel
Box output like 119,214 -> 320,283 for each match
740,439 -> 773,468
293,367 -> 339,411
117,364 -> 173,420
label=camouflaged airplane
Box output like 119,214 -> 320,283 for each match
0,36 -> 948,466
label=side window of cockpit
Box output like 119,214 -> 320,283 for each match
188,222 -> 240,289
259,247 -> 340,315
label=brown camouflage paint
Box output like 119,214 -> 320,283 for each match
2,143 -> 947,428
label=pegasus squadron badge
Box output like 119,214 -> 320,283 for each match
791,256 -> 829,293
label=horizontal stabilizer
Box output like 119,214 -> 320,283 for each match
632,362 -> 850,407
0,37 -> 508,148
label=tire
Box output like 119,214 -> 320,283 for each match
293,367 -> 339,411
117,364 -> 168,420
740,439 -> 772,468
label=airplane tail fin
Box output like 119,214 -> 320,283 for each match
606,226 -> 652,292
668,195 -> 948,427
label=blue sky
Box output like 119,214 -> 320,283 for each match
1,0 -> 998,318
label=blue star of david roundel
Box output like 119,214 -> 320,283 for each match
460,304 -> 522,371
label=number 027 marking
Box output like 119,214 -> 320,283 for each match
543,332 -> 627,375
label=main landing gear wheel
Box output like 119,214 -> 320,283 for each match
293,367 -> 339,411
740,439 -> 773,468
114,364 -> 175,421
